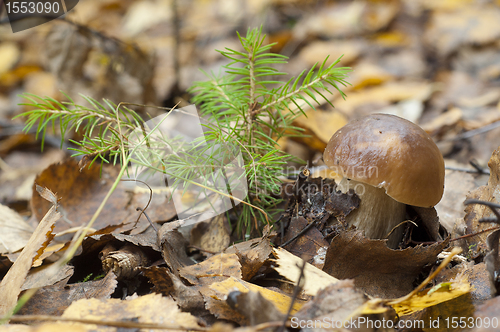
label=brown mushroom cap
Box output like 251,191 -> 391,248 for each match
323,113 -> 444,207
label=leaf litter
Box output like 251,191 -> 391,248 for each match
4,0 -> 500,330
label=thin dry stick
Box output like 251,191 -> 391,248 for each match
276,258 -> 306,332
8,315 -> 207,331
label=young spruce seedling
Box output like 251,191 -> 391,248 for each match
16,27 -> 350,237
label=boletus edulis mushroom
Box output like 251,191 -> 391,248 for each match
323,113 -> 445,248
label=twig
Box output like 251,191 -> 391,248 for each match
464,199 -> 500,221
276,258 -> 306,332
388,247 -> 462,305
447,120 -> 500,141
279,221 -> 316,248
8,315 -> 207,331
445,159 -> 490,175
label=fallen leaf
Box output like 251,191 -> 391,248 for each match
190,215 -> 231,254
425,4 -> 500,57
159,225 -> 193,277
62,293 -> 200,330
31,159 -> 143,240
18,271 -> 117,316
0,204 -> 34,255
391,277 -> 471,316
232,237 -> 273,281
472,296 -> 500,332
179,253 -> 241,285
0,205 -> 60,317
0,42 -> 20,76
299,40 -> 364,67
333,81 -> 434,116
226,290 -> 285,325
209,276 -> 304,315
281,216 -> 329,266
290,109 -> 347,152
272,247 -> 338,297
323,230 -> 449,298
464,148 -> 500,258
22,265 -> 74,291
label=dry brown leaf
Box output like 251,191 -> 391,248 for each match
0,205 -> 60,317
280,216 -> 329,267
232,237 -> 273,281
323,230 -> 449,298
333,81 -> 433,115
158,225 -> 192,277
299,40 -> 364,67
290,109 -> 347,152
425,4 -> 500,57
472,296 -> 500,332
0,323 -> 86,332
190,215 -> 231,254
272,247 -> 338,297
464,148 -> 500,258
349,62 -> 394,90
179,253 -> 241,285
31,159 -> 143,240
293,280 -> 391,331
0,42 -> 20,76
140,266 -> 174,296
434,168 -> 476,233
226,290 -> 285,326
209,276 -> 304,315
18,271 -> 117,316
421,107 -> 463,135
294,0 -> 399,39
0,204 -> 34,255
22,265 -> 73,291
62,293 -> 200,331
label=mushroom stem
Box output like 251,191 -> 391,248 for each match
338,178 -> 406,248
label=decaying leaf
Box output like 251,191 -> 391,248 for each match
209,277 -> 304,315
61,293 -> 200,330
158,224 -> 193,277
391,276 -> 471,316
0,204 -> 34,255
425,4 -> 500,57
293,279 -> 394,332
190,215 -> 231,254
0,204 -> 60,317
464,148 -> 500,258
18,271 -> 117,316
140,266 -> 174,296
179,253 -> 241,285
280,216 -> 329,267
22,265 -> 74,291
31,159 -> 143,240
473,296 -> 500,332
272,247 -> 338,297
323,230 -> 449,298
225,237 -> 273,281
226,290 -> 285,325
484,226 -> 500,296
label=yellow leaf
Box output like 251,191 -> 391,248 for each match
391,279 -> 471,316
209,276 -> 303,314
